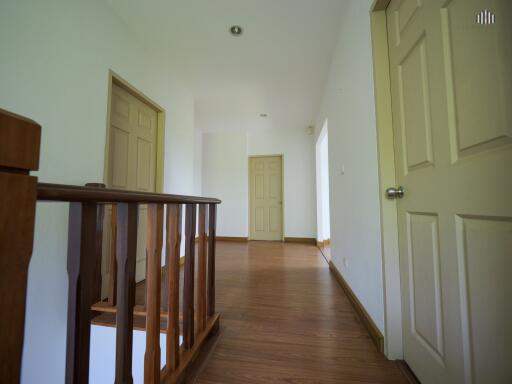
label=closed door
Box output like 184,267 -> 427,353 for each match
387,1 -> 511,383
249,156 -> 283,241
104,83 -> 158,285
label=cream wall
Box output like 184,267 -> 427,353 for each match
201,128 -> 316,239
202,131 -> 249,237
0,0 -> 198,382
315,0 -> 385,332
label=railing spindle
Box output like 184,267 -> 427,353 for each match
197,205 -> 207,333
65,202 -> 104,384
207,204 -> 217,317
165,204 -> 182,372
114,203 -> 138,384
0,109 -> 40,384
183,204 -> 197,349
108,203 -> 118,306
144,204 -> 164,384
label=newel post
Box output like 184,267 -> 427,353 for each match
0,109 -> 41,383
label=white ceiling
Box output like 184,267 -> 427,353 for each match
107,0 -> 344,132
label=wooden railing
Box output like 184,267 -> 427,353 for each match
0,109 -> 221,384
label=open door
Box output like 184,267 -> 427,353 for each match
386,1 -> 512,382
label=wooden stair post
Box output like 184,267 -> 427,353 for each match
207,204 -> 217,317
65,201 -> 104,384
165,204 -> 182,373
183,204 -> 197,350
114,203 -> 138,384
0,109 -> 41,383
144,204 -> 164,383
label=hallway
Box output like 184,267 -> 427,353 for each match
195,241 -> 408,383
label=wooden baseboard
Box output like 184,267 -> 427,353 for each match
175,319 -> 223,383
316,239 -> 331,247
161,313 -> 221,383
328,261 -> 384,353
216,236 -> 248,242
396,360 -> 421,384
284,237 -> 316,245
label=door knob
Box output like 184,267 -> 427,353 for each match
385,186 -> 404,199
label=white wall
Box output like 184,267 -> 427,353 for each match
89,326 -> 167,384
202,128 -> 316,238
315,0 -> 385,332
0,0 -> 198,382
202,131 -> 249,237
193,127 -> 203,196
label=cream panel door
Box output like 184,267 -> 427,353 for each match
249,156 -> 283,241
104,84 -> 158,288
387,1 -> 511,383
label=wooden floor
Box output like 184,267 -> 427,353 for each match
195,241 -> 409,384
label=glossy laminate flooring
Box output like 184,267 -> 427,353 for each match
195,241 -> 409,384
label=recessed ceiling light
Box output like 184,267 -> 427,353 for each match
260,113 -> 268,118
230,25 -> 243,36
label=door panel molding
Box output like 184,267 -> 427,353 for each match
455,215 -> 512,383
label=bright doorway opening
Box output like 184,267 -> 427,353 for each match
316,119 -> 331,259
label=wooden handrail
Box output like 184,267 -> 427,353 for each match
1,108 -> 221,384
37,182 -> 221,204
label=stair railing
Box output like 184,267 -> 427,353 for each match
0,109 -> 221,384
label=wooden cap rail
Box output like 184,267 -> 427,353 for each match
1,108 -> 221,384
37,182 -> 221,204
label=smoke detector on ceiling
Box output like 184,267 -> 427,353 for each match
230,25 -> 243,36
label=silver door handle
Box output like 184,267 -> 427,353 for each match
385,186 -> 404,199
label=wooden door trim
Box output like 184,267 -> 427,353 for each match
370,1 -> 403,360
248,154 -> 284,242
372,0 -> 391,11
103,70 -> 165,193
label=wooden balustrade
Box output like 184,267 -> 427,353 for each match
0,109 -> 221,384
42,190 -> 221,384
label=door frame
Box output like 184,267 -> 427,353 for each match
103,69 -> 166,192
248,154 -> 285,242
370,0 -> 403,360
